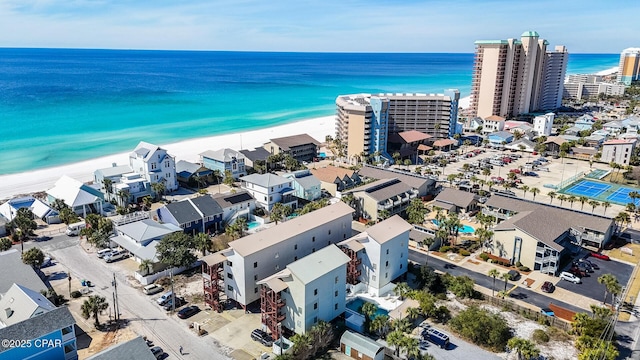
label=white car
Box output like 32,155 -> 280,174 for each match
559,271 -> 581,284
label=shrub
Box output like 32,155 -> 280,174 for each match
459,249 -> 470,257
515,261 -> 523,267
439,246 -> 451,253
532,329 -> 550,343
491,259 -> 498,264
0,237 -> 12,251
518,266 -> 531,272
449,306 -> 511,351
70,291 -> 82,299
479,253 -> 490,261
156,276 -> 171,286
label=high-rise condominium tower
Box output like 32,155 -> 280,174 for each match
617,48 -> 640,85
470,31 -> 568,119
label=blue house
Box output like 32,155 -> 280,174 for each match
575,115 -> 595,131
176,160 -> 213,186
487,131 -> 514,145
156,196 -> 223,234
199,149 -> 247,180
282,169 -> 322,201
0,284 -> 77,360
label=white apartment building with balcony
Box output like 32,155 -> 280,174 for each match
601,139 -> 637,166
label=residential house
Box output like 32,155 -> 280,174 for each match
387,130 -> 432,162
601,139 -> 637,166
340,331 -> 385,360
483,195 -> 615,274
591,129 -> 610,138
175,160 -> 213,186
0,215 -> 6,237
433,188 -> 479,215
199,149 -> 247,180
47,176 -> 105,217
533,113 -> 555,136
487,131 -> 514,145
212,191 -> 256,225
309,166 -> 362,196
263,134 -> 320,163
623,116 -> 640,134
574,115 -> 595,131
156,196 -> 223,234
0,249 -> 48,295
572,147 -> 598,160
239,147 -> 271,169
0,284 -> 77,360
94,164 -> 134,199
584,134 -> 606,148
562,126 -> 582,137
201,202 -> 354,311
0,196 -> 58,224
240,173 -> 296,211
338,216 -> 411,296
282,170 -> 322,201
256,245 -> 350,338
465,117 -> 484,132
345,178 -> 418,222
559,134 -> 580,143
482,115 -> 506,133
86,336 -> 156,360
543,136 -> 567,155
602,121 -> 624,136
129,141 -> 178,192
110,219 -> 182,272
94,164 -> 152,206
358,165 -> 436,197
505,139 -> 537,153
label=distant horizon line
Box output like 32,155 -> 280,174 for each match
0,47 -> 619,55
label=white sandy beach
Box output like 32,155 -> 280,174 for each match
0,116 -> 335,201
595,66 -> 619,76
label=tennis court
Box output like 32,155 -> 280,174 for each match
561,179 -> 640,205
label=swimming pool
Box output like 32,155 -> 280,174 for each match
346,298 -> 389,318
431,219 -> 475,234
247,221 -> 261,230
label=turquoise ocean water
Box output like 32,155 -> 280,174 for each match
0,49 -> 618,175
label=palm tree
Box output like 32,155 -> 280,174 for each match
81,295 -> 109,327
378,209 -> 391,221
557,194 -> 567,206
151,182 -> 166,201
579,196 -> 589,210
194,232 -> 213,256
370,314 -> 390,338
488,269 -> 500,297
405,307 -> 421,322
602,201 -> 611,215
482,168 -> 491,182
598,274 -> 621,305
567,195 -> 577,208
589,200 -> 601,214
142,196 -> 153,211
235,217 -> 248,238
102,178 -> 114,201
117,189 -> 129,207
507,337 -> 540,360
521,185 -> 530,199
386,330 -> 405,357
548,191 -> 557,204
530,187 -> 540,202
502,272 -> 512,293
138,259 -> 154,275
626,202 -> 636,214
394,282 -> 411,300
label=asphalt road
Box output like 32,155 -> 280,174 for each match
19,235 -> 231,360
409,250 -> 586,315
555,255 -> 633,302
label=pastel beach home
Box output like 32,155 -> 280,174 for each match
199,148 -> 246,180
47,176 -> 105,217
129,141 -> 178,193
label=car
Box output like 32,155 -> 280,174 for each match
541,281 -> 555,293
560,271 -> 582,284
573,261 -> 594,273
143,284 -> 164,295
569,266 -> 588,278
509,168 -> 521,174
104,251 -> 129,263
97,248 -> 114,258
524,171 -> 539,177
156,291 -> 174,305
177,305 -> 200,319
579,258 -> 599,270
163,297 -> 187,311
590,252 -> 610,261
507,269 -> 520,281
150,346 -> 164,359
538,157 -> 548,163
40,257 -> 53,268
251,329 -> 274,346
540,308 -> 555,317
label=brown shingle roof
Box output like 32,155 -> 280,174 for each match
485,115 -> 506,122
544,136 -> 566,145
434,188 -> 477,209
310,166 -> 356,183
269,133 -> 320,150
432,139 -> 456,147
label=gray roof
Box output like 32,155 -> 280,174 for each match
434,188 -> 478,209
199,148 -> 245,162
0,307 -> 75,353
0,249 -> 47,295
494,210 -> 565,251
241,173 -> 291,189
284,171 -> 321,189
228,202 -> 354,257
95,164 -> 133,178
485,195 -> 613,233
366,215 -> 412,244
131,141 -> 161,161
287,245 -> 349,285
190,196 -> 224,217
0,284 -> 56,326
359,165 -> 433,190
269,134 -> 320,150
110,236 -> 160,262
176,160 -> 205,178
163,196 -> 223,225
349,178 -> 413,202
410,229 -> 433,242
239,147 -> 271,163
117,219 -> 181,243
87,336 -> 157,360
340,330 -> 384,358
212,191 -> 255,208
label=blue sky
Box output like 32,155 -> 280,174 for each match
1,0 -> 638,53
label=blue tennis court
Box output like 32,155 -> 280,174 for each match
561,179 -> 640,206
563,180 -> 611,197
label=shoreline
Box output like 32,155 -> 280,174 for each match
0,116 -> 335,201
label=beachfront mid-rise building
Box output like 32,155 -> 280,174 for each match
470,31 -> 568,119
563,76 -> 626,101
617,48 -> 640,85
601,139 -> 637,166
335,92 -> 458,163
263,134 -> 320,163
129,141 -> 178,193
201,202 -> 354,311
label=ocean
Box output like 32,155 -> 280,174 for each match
0,49 -> 619,175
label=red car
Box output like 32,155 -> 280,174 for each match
590,252 -> 610,261
502,157 -> 512,163
509,169 -> 521,174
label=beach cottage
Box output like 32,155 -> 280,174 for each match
47,176 -> 105,217
199,149 -> 247,180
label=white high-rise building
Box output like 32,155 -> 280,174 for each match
533,113 -> 555,136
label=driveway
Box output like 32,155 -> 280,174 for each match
555,255 -> 633,302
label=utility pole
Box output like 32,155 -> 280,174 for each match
171,269 -> 176,313
112,273 -> 120,323
67,268 -> 72,297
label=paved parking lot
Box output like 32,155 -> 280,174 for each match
556,255 -> 633,302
